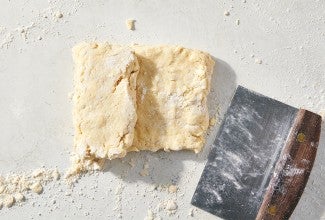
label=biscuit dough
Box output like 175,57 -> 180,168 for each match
71,42 -> 214,170
72,43 -> 139,161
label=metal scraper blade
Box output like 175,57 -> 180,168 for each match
191,85 -> 321,220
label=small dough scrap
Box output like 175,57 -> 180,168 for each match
3,195 -> 15,208
168,184 -> 178,193
126,19 -> 135,30
165,200 -> 178,211
72,43 -> 139,162
14,193 -> 25,202
30,182 -> 43,194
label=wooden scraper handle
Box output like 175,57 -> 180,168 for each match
256,109 -> 322,220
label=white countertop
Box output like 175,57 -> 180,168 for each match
0,0 -> 324,219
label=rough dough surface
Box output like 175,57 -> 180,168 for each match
71,42 -> 214,170
131,45 -> 214,152
72,43 -> 139,161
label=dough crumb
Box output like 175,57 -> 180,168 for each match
3,195 -> 15,208
255,58 -> 262,64
52,169 -> 61,180
144,210 -> 154,220
209,117 -> 217,126
55,11 -> 63,19
126,19 -> 135,30
150,184 -> 158,191
209,109 -> 219,128
168,184 -> 178,193
14,193 -> 25,202
32,168 -> 45,177
30,182 -> 43,194
188,208 -> 196,217
236,19 -> 240,25
165,200 -> 178,211
224,11 -> 230,16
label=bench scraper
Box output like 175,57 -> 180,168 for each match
191,86 -> 322,220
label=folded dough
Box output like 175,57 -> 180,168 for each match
72,43 -> 139,161
70,42 -> 214,172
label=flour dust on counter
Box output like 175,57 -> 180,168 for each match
0,0 -> 83,50
0,168 -> 60,209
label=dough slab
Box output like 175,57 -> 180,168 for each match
71,43 -> 214,169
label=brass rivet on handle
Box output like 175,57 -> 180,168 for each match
297,133 -> 306,143
268,205 -> 277,215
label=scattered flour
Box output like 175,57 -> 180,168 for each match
0,33 -> 14,49
0,0 -> 83,49
283,165 -> 305,177
0,168 -> 60,208
114,183 -> 124,218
